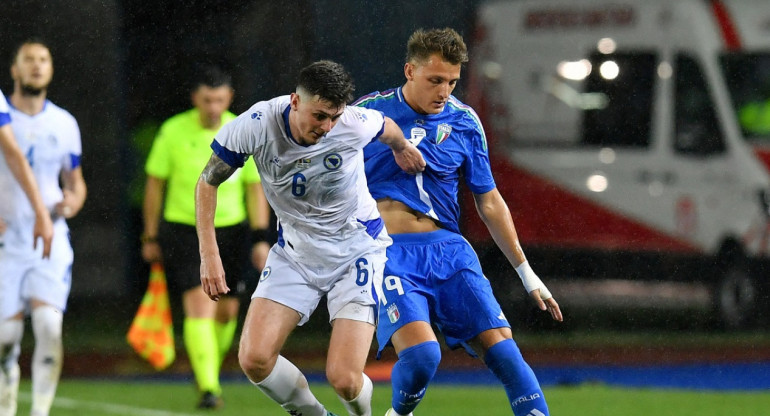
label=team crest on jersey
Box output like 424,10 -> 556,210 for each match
250,111 -> 263,120
435,123 -> 452,145
259,266 -> 271,282
386,304 -> 400,323
295,158 -> 311,168
323,153 -> 343,170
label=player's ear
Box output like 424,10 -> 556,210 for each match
290,92 -> 300,111
404,62 -> 414,81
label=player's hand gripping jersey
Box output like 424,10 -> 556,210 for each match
212,95 -> 390,269
355,87 -> 495,234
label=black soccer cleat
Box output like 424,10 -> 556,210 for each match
197,391 -> 224,410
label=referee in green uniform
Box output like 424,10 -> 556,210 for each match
141,66 -> 271,409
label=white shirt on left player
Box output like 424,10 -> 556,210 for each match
213,95 -> 389,270
0,97 -> 81,249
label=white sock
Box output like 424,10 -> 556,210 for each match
385,408 -> 412,416
31,306 -> 63,416
339,373 -> 372,416
255,355 -> 326,416
0,320 -> 23,416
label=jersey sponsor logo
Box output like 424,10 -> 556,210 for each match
323,153 -> 343,170
259,266 -> 271,282
295,158 -> 311,169
270,156 -> 281,168
436,123 -> 452,145
386,303 -> 400,323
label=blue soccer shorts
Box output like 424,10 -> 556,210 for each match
375,228 -> 510,357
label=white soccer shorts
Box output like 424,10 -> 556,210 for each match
253,234 -> 387,326
0,221 -> 73,319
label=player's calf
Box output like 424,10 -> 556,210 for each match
484,339 -> 549,416
390,341 -> 440,415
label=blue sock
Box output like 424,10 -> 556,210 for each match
484,339 -> 549,416
390,341 -> 441,414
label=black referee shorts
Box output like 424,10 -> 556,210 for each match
158,221 -> 252,297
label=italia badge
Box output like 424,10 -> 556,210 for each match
387,304 -> 400,323
436,123 -> 452,144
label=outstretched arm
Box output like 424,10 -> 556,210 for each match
473,188 -> 563,322
196,153 -> 238,301
378,117 -> 426,174
0,124 -> 53,257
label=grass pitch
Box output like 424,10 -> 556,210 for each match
15,379 -> 770,415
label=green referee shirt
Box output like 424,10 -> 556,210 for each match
145,108 -> 260,227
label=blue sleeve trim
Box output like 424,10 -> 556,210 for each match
370,111 -> 386,144
468,182 -> 497,196
70,154 -> 81,169
358,217 -> 385,239
0,113 -> 10,127
210,139 -> 248,168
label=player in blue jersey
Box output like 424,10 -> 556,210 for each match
0,39 -> 87,416
354,28 -> 563,416
196,60 -> 425,416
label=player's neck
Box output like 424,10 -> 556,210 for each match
287,109 -> 302,143
198,112 -> 222,130
10,89 -> 48,116
401,83 -> 427,115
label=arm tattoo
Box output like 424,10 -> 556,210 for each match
200,154 -> 237,186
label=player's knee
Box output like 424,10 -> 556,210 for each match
325,366 -> 360,400
398,340 -> 441,382
0,319 -> 24,360
31,306 -> 63,342
238,346 -> 275,381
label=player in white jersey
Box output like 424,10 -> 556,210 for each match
196,61 -> 425,416
0,39 -> 87,416
0,87 -> 53,258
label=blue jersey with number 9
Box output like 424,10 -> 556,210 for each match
355,87 -> 495,234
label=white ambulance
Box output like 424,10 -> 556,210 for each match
466,0 -> 770,327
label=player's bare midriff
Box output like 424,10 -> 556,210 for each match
376,198 -> 441,234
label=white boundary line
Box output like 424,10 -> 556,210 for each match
18,392 -> 200,416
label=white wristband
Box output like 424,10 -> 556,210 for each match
514,260 -> 552,300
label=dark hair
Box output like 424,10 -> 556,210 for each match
406,28 -> 468,66
191,65 -> 232,92
297,60 -> 354,108
11,37 -> 51,66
